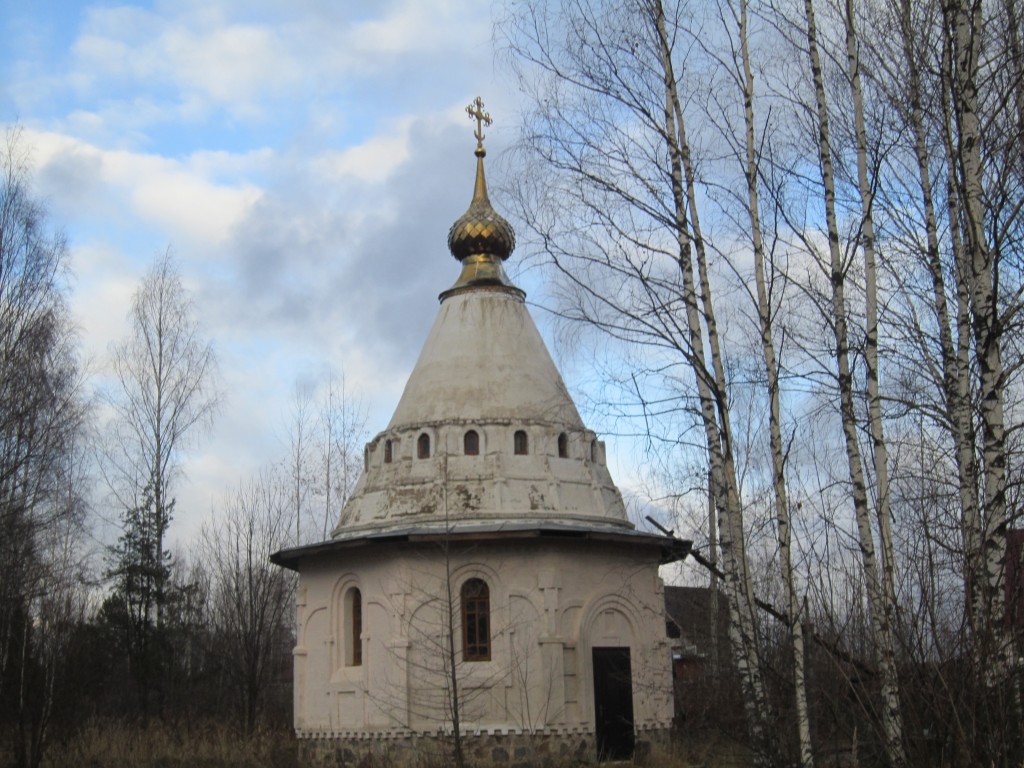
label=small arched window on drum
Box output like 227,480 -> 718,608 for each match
514,430 -> 528,455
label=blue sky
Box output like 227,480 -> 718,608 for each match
1,0 -> 541,547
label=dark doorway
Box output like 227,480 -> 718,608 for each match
592,647 -> 635,761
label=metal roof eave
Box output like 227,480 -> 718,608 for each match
270,524 -> 691,571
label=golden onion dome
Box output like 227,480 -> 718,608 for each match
447,151 -> 516,262
447,98 -> 516,266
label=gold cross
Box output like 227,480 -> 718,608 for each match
466,96 -> 492,153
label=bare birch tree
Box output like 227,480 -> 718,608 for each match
841,0 -> 906,762
856,0 -> 1024,759
0,129 -> 91,768
501,0 -> 1024,763
502,0 -> 776,760
284,373 -> 367,545
102,250 -> 218,717
316,373 -> 367,539
285,383 -> 315,545
763,1 -> 910,762
200,469 -> 294,734
700,0 -> 814,761
941,0 -> 1023,756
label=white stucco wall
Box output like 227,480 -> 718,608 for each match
292,539 -> 673,738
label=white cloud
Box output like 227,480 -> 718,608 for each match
323,129 -> 412,185
2,0 -> 520,547
164,23 -> 301,117
344,0 -> 488,56
188,146 -> 274,178
131,172 -> 262,245
67,243 -> 139,367
55,0 -> 494,131
70,6 -> 164,89
70,4 -> 301,122
27,130 -> 263,246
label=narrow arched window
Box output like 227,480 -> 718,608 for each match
514,430 -> 528,455
346,587 -> 363,666
558,432 -> 568,458
461,578 -> 490,662
590,440 -> 598,462
464,430 -> 479,456
384,439 -> 393,464
417,433 -> 430,459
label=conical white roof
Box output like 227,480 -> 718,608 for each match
332,136 -> 630,538
387,290 -> 584,430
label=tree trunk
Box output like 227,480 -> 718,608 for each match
943,0 -> 1019,757
803,0 -> 906,763
843,2 -> 906,764
947,0 -> 1010,652
737,0 -> 812,762
652,1 -> 773,762
896,0 -> 982,648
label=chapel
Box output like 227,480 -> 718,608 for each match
272,99 -> 690,765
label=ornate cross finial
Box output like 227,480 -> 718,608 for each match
466,96 -> 492,156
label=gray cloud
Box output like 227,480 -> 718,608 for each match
1,0 -> 535,545
209,114 -> 500,378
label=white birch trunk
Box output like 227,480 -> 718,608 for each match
707,473 -> 720,680
651,2 -> 773,761
897,0 -> 983,651
803,0 -> 906,764
946,0 -> 1016,719
736,0 -> 812,763
952,0 -> 1010,638
843,3 -> 906,764
934,31 -> 986,639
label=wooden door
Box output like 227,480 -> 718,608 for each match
592,647 -> 635,760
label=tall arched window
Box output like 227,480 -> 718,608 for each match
384,439 -> 393,463
464,430 -> 479,456
514,430 -> 528,455
461,578 -> 491,661
558,432 -> 568,458
417,433 -> 430,459
346,587 -> 363,666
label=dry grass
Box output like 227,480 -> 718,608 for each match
41,721 -> 298,768
650,732 -> 753,768
39,724 -> 749,768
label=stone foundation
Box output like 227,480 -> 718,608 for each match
298,727 -> 671,767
